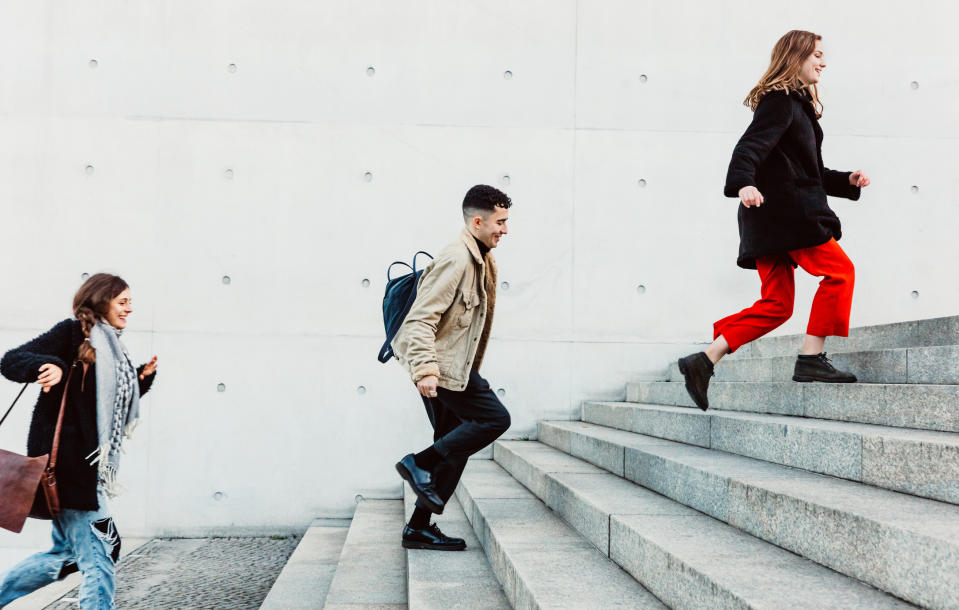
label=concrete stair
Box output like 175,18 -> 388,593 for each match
455,459 -> 666,609
259,519 -> 350,610
667,345 -> 959,385
492,439 -> 912,609
441,316 -> 957,609
403,484 -> 509,609
582,401 -> 959,504
627,380 -> 959,432
727,315 -> 959,359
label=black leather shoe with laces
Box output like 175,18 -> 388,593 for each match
678,351 -> 714,411
402,522 -> 467,551
792,352 -> 857,383
395,454 -> 444,514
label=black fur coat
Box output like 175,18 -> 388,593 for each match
1,319 -> 155,511
724,90 -> 861,269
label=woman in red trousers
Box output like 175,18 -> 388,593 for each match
678,30 -> 871,411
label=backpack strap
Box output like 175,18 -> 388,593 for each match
386,261 -> 414,282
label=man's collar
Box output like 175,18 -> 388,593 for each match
460,228 -> 486,265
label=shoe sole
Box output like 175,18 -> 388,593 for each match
402,540 -> 467,551
678,358 -> 710,411
395,462 -> 445,514
792,375 -> 857,383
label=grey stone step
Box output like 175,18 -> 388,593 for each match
537,420 -> 959,609
455,459 -> 666,609
493,440 -> 912,609
730,315 -> 959,359
402,484 -> 509,610
324,499 -> 407,609
668,345 -> 959,385
627,380 -> 959,433
260,519 -> 350,610
581,401 -> 959,505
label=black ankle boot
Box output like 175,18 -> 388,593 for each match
678,352 -> 714,411
792,352 -> 857,383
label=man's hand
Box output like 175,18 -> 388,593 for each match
849,170 -> 871,188
739,186 -> 764,208
417,375 -> 439,398
37,363 -> 63,393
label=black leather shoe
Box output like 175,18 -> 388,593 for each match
792,353 -> 857,383
395,454 -> 444,514
678,352 -> 714,411
402,523 -> 466,551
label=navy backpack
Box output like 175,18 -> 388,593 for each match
377,251 -> 433,363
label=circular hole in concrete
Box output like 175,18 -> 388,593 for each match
910,81 -> 919,90
222,275 -> 231,285
355,494 -> 364,504
366,66 -> 375,77
85,165 -> 95,176
364,171 -> 373,183
911,185 -> 919,194
496,388 -> 506,398
639,74 -> 648,83
504,70 -> 513,80
88,59 -> 98,69
217,383 -> 226,392
228,63 -> 237,73
501,281 -> 510,291
502,174 -> 511,186
911,290 -> 920,299
357,386 -> 367,395
637,284 -> 647,294
224,168 -> 234,180
81,272 -> 90,281
213,491 -> 225,501
638,178 -> 647,188
361,278 -> 371,288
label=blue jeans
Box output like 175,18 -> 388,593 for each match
0,493 -> 119,610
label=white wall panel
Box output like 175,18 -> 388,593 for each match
0,1 -> 956,539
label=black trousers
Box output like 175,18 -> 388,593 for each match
416,369 -> 511,510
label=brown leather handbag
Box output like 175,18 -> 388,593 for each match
0,363 -> 75,532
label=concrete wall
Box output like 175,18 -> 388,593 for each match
0,1 -> 956,544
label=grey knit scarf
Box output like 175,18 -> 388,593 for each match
86,321 -> 140,498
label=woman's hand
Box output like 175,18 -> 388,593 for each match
37,364 -> 63,393
849,170 -> 871,188
739,186 -> 764,208
140,355 -> 158,380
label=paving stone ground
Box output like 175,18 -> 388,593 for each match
44,535 -> 299,609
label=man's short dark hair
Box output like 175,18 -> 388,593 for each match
463,184 -> 512,220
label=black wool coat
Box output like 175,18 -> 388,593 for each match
0,319 -> 155,511
724,89 -> 861,269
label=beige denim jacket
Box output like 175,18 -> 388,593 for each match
392,228 -> 497,391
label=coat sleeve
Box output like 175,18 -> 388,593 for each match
393,254 -> 464,383
0,319 -> 74,383
137,366 -> 156,396
724,93 -> 795,197
822,167 -> 861,201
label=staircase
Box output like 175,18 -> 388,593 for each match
264,315 -> 959,609
457,315 -> 959,609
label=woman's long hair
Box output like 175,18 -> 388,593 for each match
745,30 -> 823,118
73,273 -> 128,364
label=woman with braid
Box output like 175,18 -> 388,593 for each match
0,273 -> 158,610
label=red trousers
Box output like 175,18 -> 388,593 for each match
714,238 -> 855,353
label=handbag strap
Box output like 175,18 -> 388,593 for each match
0,383 -> 30,429
47,363 -> 76,471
